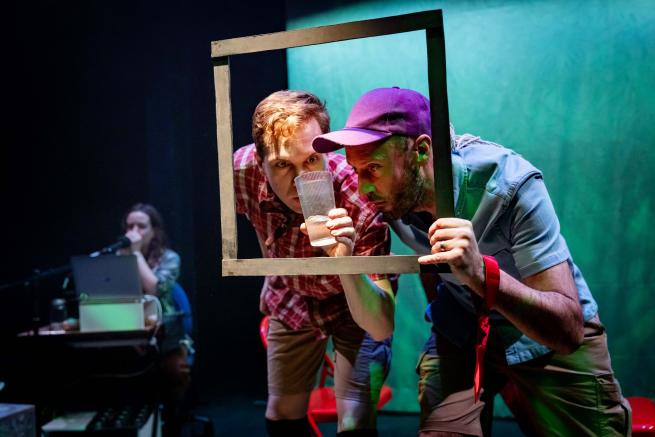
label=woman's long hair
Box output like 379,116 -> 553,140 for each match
122,203 -> 168,267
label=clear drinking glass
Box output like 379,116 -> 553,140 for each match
294,171 -> 337,247
49,298 -> 67,331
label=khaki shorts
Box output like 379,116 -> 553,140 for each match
417,315 -> 631,436
267,317 -> 391,403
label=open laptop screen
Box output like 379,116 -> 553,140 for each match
70,255 -> 142,301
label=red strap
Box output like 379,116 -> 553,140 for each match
483,255 -> 500,310
474,316 -> 490,403
473,255 -> 500,402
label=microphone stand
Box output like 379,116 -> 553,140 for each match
0,263 -> 71,336
0,236 -> 131,336
1,241 -> 127,336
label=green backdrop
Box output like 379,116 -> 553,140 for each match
286,0 -> 655,412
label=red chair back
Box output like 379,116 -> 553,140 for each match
628,396 -> 655,436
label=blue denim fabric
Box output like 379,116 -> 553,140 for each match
395,135 -> 598,365
345,333 -> 393,400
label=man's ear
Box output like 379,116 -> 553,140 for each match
414,134 -> 432,165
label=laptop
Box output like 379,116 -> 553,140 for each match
70,254 -> 143,303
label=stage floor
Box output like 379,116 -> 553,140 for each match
190,395 -> 524,436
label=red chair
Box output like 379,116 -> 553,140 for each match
259,316 -> 393,437
627,396 -> 655,436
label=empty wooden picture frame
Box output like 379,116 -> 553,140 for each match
211,9 -> 453,276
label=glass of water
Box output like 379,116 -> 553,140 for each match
294,171 -> 337,247
49,298 -> 67,331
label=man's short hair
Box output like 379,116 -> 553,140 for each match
252,90 -> 330,159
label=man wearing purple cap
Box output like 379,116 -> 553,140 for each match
234,90 -> 396,437
313,87 -> 630,436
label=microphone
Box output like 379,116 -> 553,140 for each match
89,236 -> 132,257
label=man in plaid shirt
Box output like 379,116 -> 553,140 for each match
233,90 -> 395,437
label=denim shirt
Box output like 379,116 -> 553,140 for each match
391,135 -> 598,365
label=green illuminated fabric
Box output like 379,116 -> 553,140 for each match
286,0 -> 655,411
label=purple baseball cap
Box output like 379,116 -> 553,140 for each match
312,87 -> 431,153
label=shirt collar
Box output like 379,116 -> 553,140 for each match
400,152 -> 467,226
451,152 -> 466,217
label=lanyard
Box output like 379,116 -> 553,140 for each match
474,255 -> 500,402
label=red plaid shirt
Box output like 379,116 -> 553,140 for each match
234,144 -> 391,338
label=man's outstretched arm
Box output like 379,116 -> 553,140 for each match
418,218 -> 583,354
302,208 -> 395,341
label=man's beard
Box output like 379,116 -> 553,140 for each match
382,158 -> 424,220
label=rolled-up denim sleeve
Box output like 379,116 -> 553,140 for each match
510,176 -> 571,278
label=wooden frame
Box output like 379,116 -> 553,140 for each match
211,10 -> 453,276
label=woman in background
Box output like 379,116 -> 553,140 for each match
122,203 -> 180,315
121,203 -> 191,435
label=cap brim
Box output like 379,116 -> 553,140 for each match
312,128 -> 392,153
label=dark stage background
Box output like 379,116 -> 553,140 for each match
4,0 -> 287,401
